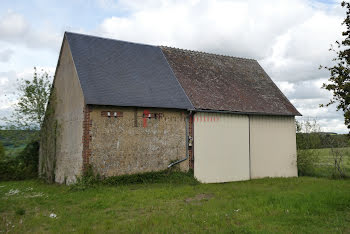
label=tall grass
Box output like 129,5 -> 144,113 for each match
70,169 -> 199,191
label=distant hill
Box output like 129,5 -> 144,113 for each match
316,132 -> 338,135
0,130 -> 38,157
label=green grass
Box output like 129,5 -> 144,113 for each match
1,177 -> 350,233
310,147 -> 350,177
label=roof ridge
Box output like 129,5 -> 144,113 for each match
65,31 -> 157,48
159,45 -> 256,61
65,32 -> 256,61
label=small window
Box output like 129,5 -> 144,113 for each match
101,111 -> 123,118
142,113 -> 163,119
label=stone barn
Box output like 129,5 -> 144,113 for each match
39,32 -> 301,184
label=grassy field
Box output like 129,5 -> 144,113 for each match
1,177 -> 350,233
311,147 -> 350,178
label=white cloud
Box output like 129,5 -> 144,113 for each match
98,0 -> 316,59
96,0 -> 348,133
261,9 -> 343,82
0,48 -> 13,62
276,81 -> 295,96
0,11 -> 28,39
0,11 -> 61,51
277,77 -> 348,133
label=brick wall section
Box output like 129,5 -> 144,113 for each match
189,114 -> 194,169
82,105 -> 92,171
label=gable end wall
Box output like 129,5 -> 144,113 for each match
39,38 -> 85,184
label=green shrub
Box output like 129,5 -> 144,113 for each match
70,165 -> 100,191
17,140 -> 39,176
15,208 -> 26,216
0,158 -> 25,180
0,141 -> 5,161
0,140 -> 39,181
297,149 -> 319,176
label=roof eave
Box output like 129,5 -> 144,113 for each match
192,108 -> 302,117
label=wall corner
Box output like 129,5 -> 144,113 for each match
82,105 -> 92,171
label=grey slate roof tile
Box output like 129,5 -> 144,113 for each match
65,32 -> 194,110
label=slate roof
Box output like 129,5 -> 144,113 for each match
65,32 -> 193,109
64,32 -> 300,116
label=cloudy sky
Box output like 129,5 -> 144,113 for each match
0,0 -> 348,132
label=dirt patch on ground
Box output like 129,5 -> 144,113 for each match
184,193 -> 214,203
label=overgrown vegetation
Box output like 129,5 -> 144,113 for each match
0,130 -> 39,181
0,140 -> 39,181
296,119 -> 321,176
0,141 -> 5,161
330,147 -> 349,178
71,167 -> 199,191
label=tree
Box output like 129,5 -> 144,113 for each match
321,1 -> 350,130
2,67 -> 52,131
0,67 -> 52,180
295,119 -> 321,176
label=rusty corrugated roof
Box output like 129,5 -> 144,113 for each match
161,46 -> 301,116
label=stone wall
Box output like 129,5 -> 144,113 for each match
39,37 -> 85,184
39,106 -> 58,183
89,106 -> 188,177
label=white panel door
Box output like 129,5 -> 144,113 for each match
194,112 -> 250,183
249,116 -> 297,178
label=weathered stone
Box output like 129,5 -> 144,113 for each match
89,106 -> 188,177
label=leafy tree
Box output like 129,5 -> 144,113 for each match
3,67 -> 52,131
321,1 -> 350,130
0,67 -> 51,180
